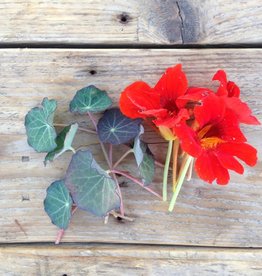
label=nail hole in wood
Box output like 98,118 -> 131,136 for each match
21,156 -> 30,162
118,13 -> 130,24
89,70 -> 97,75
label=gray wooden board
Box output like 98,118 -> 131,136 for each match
0,0 -> 261,44
0,244 -> 262,276
0,49 -> 261,246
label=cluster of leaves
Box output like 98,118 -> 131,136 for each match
25,85 -> 156,242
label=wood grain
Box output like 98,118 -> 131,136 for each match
0,244 -> 261,276
0,0 -> 261,44
0,49 -> 261,246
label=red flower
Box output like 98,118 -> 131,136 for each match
178,70 -> 260,125
175,93 -> 258,185
213,70 -> 260,125
119,65 -> 190,135
213,70 -> 240,97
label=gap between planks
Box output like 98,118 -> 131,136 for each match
0,43 -> 262,49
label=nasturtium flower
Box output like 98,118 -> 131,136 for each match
213,70 -> 260,125
175,93 -> 258,185
119,64 -> 190,140
178,70 -> 260,125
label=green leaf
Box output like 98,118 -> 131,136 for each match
44,180 -> 73,230
65,150 -> 120,217
97,108 -> 142,145
44,123 -> 78,165
139,148 -> 155,185
133,127 -> 155,185
25,98 -> 57,152
70,85 -> 112,113
133,125 -> 145,166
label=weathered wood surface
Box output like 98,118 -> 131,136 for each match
0,49 -> 261,246
0,0 -> 261,44
0,244 -> 261,276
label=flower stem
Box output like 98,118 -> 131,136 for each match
168,155 -> 193,212
110,210 -> 134,222
87,112 -> 111,168
163,140 -> 173,201
109,143 -> 113,165
113,149 -> 134,168
55,229 -> 65,245
111,169 -> 162,200
54,205 -> 78,244
172,139 -> 179,192
54,123 -> 96,134
186,158 -> 194,181
112,173 -> 125,216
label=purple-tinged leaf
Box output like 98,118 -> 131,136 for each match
65,150 -> 120,217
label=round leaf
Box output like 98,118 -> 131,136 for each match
25,98 -> 57,152
70,85 -> 112,113
97,108 -> 141,145
44,180 -> 73,230
65,150 -> 120,217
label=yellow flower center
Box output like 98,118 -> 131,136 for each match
200,137 -> 225,149
198,124 -> 225,149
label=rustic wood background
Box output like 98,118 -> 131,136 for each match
0,1 -> 261,275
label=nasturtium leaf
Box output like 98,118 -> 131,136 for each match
133,125 -> 145,166
44,123 -> 78,164
25,98 -> 57,152
44,180 -> 73,230
69,85 -> 112,113
97,108 -> 142,145
65,150 -> 120,217
133,128 -> 155,185
139,147 -> 155,185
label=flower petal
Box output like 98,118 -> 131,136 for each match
176,87 -> 213,108
218,142 -> 258,167
174,122 -> 202,157
195,151 -> 230,185
227,81 -> 240,97
224,97 -> 260,125
119,81 -> 160,119
194,93 -> 226,128
215,150 -> 244,174
154,64 -> 188,103
218,109 -> 247,142
213,70 -> 228,96
153,108 -> 189,128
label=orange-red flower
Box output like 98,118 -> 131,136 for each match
119,65 -> 190,134
175,93 -> 258,184
178,70 -> 260,125
213,70 -> 260,125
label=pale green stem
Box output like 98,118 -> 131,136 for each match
168,156 -> 193,212
162,140 -> 173,201
69,147 -> 76,154
186,158 -> 194,181
54,123 -> 96,134
113,149 -> 134,169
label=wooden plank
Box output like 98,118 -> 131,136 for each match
0,0 -> 261,44
0,244 -> 261,276
0,49 -> 261,246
